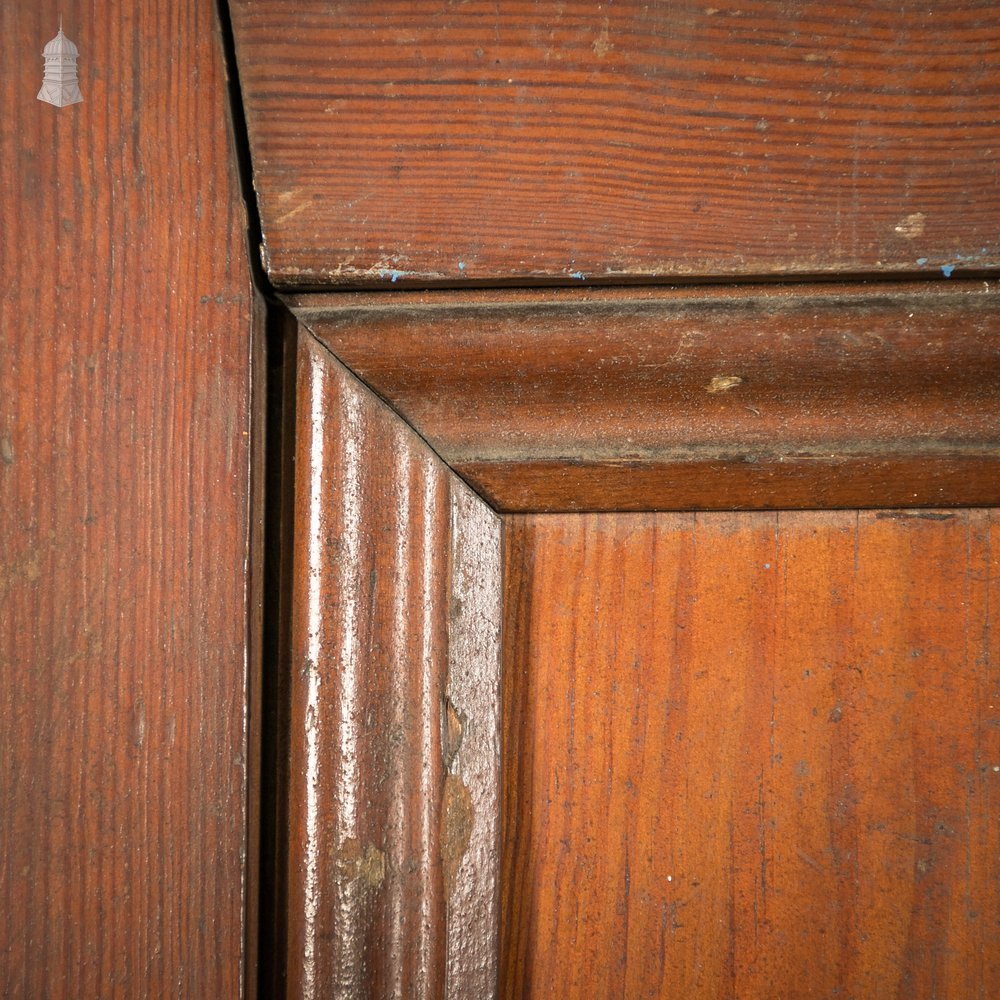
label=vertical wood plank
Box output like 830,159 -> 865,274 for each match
286,331 -> 501,999
502,511 -> 999,999
0,0 -> 254,997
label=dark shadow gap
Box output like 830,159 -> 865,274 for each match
214,2 -> 292,998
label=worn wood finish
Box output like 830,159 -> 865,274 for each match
231,0 -> 1000,289
502,510 -> 1000,999
0,1 -> 254,997
286,331 -> 502,999
293,282 -> 1000,511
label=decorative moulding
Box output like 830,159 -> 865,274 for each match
288,280 -> 1000,511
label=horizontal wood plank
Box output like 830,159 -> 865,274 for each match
292,282 -> 1000,510
502,510 -> 1000,999
231,0 -> 1000,288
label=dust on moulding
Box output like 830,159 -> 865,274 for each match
38,19 -> 83,108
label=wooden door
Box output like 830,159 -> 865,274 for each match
227,2 -> 1000,997
9,2 -> 993,997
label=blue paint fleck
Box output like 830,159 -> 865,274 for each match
570,270 -> 586,280
941,264 -> 955,278
458,261 -> 466,272
378,268 -> 407,283
916,257 -> 928,266
953,249 -> 990,263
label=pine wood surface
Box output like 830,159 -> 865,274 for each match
502,510 -> 1000,999
232,0 -> 1000,288
0,2 -> 254,996
283,331 -> 502,999
293,281 -> 1000,511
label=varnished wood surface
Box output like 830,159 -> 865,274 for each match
0,1 -> 254,996
285,331 -> 501,999
231,0 -> 1000,288
293,282 -> 1000,511
462,454 -> 1000,513
502,510 -> 1000,999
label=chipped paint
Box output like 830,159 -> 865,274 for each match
707,375 -> 744,393
593,16 -> 612,57
334,838 -> 386,889
894,212 -> 926,238
442,697 -> 465,772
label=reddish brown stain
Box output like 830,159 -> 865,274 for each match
502,510 -> 1000,999
0,1 -> 253,996
298,282 -> 1000,512
231,1 -> 1000,287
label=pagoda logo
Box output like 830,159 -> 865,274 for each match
38,20 -> 82,108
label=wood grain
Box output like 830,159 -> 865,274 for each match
0,1 -> 254,997
285,330 -> 502,999
293,282 -> 1000,511
502,510 -> 1000,999
231,0 -> 1000,288
461,454 -> 1000,513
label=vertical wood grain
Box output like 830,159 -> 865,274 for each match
0,1 -> 254,996
286,331 -> 501,999
502,511 -> 999,999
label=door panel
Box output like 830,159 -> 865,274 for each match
502,511 -> 1000,999
281,286 -> 1000,998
